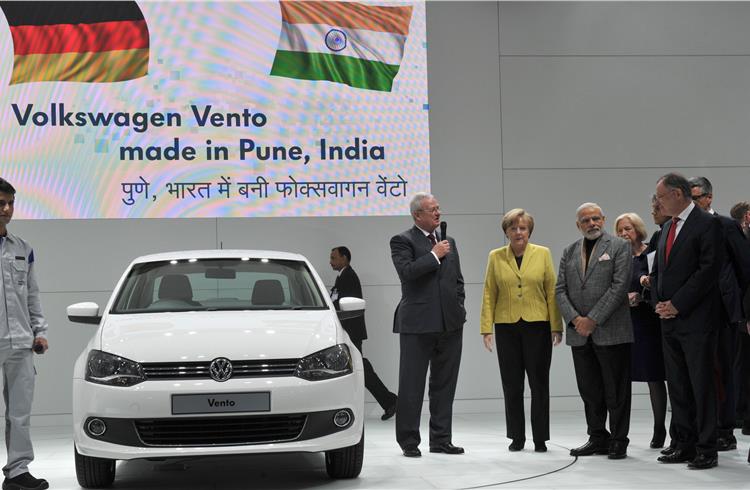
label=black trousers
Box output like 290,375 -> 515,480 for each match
351,338 -> 397,411
571,338 -> 632,445
734,330 -> 750,423
494,320 -> 552,442
716,325 -> 738,437
662,327 -> 717,456
396,329 -> 462,449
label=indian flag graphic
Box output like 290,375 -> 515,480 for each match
270,1 -> 413,92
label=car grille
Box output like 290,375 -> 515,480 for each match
134,414 -> 307,446
141,359 -> 299,380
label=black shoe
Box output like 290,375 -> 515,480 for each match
660,442 -> 677,456
381,398 -> 397,421
650,428 -> 666,449
716,435 -> 737,451
687,454 -> 718,470
402,447 -> 421,458
657,448 -> 696,464
2,473 -> 49,490
608,441 -> 627,460
429,442 -> 464,454
569,440 -> 609,457
508,439 -> 525,452
534,441 -> 547,453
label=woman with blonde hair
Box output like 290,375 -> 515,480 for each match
481,208 -> 563,453
614,212 -> 667,449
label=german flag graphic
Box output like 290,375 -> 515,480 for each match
1,1 -> 149,84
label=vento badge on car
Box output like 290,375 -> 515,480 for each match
209,357 -> 233,382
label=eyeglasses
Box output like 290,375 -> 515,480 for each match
419,206 -> 440,214
691,193 -> 708,201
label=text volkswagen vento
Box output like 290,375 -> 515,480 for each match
67,250 -> 365,488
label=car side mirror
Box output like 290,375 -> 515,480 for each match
336,297 -> 365,321
67,302 -> 102,325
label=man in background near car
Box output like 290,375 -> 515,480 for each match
330,246 -> 398,421
0,178 -> 50,490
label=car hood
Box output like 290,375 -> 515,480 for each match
99,310 -> 340,362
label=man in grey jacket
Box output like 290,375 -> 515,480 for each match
556,202 -> 633,460
0,178 -> 49,490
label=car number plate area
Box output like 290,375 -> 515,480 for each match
171,392 -> 270,415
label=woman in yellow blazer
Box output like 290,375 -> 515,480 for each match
481,208 -> 563,453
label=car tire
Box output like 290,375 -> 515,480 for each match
325,429 -> 364,479
74,446 -> 116,488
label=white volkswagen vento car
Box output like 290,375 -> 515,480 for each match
67,250 -> 365,488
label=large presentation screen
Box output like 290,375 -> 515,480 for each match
0,1 -> 429,219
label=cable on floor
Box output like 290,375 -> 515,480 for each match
459,443 -> 578,489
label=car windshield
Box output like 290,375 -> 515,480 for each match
111,258 -> 328,313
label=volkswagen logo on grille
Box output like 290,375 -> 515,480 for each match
209,357 -> 233,382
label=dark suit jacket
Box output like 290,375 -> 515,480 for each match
651,206 -> 724,333
332,266 -> 367,342
390,226 -> 466,334
714,213 -> 750,324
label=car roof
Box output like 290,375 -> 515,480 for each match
132,250 -> 309,264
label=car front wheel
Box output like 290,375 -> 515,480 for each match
325,430 -> 364,479
74,446 -> 116,488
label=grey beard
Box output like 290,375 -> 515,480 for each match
584,229 -> 602,240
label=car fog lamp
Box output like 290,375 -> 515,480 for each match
333,409 -> 352,428
86,418 -> 107,437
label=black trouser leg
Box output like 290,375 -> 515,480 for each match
495,325 -> 526,441
521,322 -> 552,442
594,342 -> 632,444
396,334 -> 431,449
572,339 -> 610,442
427,329 -> 462,446
662,327 -> 717,456
716,325 -> 738,437
352,338 -> 397,410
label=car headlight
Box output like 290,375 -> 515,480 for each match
294,344 -> 352,381
85,350 -> 146,387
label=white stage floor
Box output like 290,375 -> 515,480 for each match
23,410 -> 750,489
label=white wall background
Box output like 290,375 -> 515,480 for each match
8,1 -> 750,421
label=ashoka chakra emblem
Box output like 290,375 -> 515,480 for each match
325,29 -> 347,52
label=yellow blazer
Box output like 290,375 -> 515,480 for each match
480,243 -> 563,333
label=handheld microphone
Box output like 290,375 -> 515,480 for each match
440,221 -> 447,241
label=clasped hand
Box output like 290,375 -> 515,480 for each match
572,316 -> 596,337
655,300 -> 678,319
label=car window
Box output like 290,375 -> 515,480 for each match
111,258 -> 327,313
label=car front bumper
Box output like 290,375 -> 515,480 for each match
73,371 -> 364,460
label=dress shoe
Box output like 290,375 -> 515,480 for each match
534,441 -> 547,453
716,435 -> 737,451
402,447 -> 421,458
508,439 -> 525,452
657,448 -> 696,464
687,454 -> 718,470
660,442 -> 677,456
2,473 -> 49,490
569,440 -> 609,457
650,428 -> 666,449
608,441 -> 627,460
381,399 -> 397,421
429,442 -> 464,454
